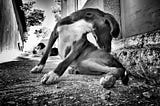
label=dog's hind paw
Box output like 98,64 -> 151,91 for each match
100,75 -> 116,89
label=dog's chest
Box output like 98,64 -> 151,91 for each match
57,19 -> 93,59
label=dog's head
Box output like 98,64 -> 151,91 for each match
33,43 -> 46,54
57,8 -> 120,52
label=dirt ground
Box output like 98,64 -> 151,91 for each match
0,55 -> 160,106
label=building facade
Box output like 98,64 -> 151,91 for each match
0,0 -> 26,54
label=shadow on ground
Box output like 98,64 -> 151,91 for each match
0,56 -> 160,106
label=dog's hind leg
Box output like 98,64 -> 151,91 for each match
78,57 -> 128,88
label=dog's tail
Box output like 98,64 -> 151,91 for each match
121,69 -> 129,85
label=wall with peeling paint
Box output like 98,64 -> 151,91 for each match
104,0 -> 120,24
121,0 -> 160,38
83,0 -> 104,11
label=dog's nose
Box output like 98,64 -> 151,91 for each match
33,50 -> 37,54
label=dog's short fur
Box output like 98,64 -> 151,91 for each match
30,8 -> 128,88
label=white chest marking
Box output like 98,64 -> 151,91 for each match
87,32 -> 100,49
57,19 -> 94,59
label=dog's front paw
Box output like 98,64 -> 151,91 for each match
100,75 -> 117,89
41,71 -> 59,85
30,65 -> 44,73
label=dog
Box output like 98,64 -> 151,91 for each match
30,8 -> 128,88
33,43 -> 58,56
32,43 -> 46,55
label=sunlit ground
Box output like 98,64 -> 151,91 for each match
0,34 -> 41,64
0,50 -> 22,63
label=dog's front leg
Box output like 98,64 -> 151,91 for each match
30,25 -> 58,73
41,37 -> 88,84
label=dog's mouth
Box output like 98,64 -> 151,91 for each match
90,29 -> 98,41
86,29 -> 100,49
86,28 -> 98,42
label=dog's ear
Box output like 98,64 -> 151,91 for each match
104,13 -> 120,38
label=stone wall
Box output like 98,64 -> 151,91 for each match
113,29 -> 160,85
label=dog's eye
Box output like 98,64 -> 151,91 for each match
85,12 -> 93,18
